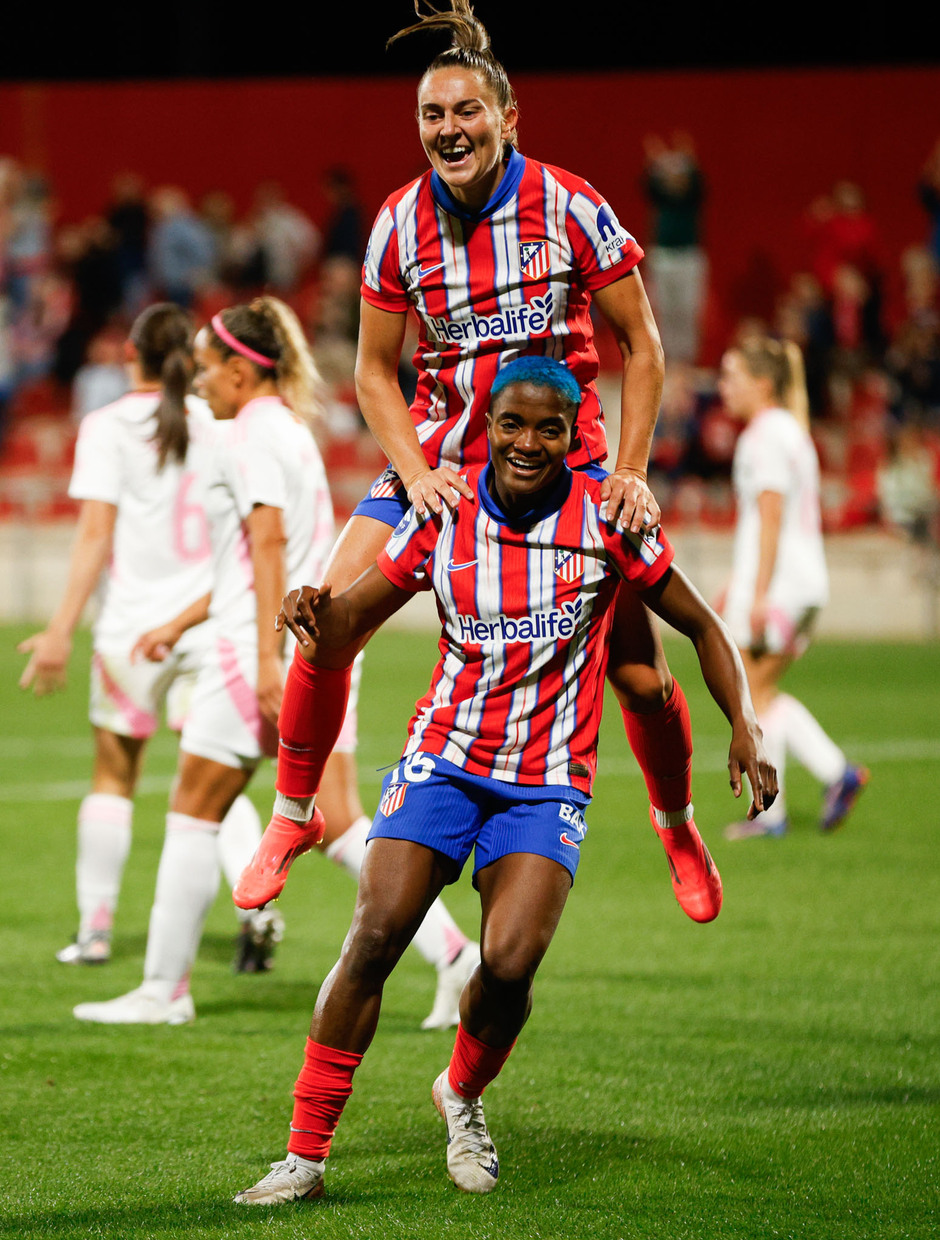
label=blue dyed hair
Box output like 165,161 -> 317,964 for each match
490,356 -> 582,413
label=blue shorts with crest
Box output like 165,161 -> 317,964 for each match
367,754 -> 590,885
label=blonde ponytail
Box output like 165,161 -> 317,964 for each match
251,296 -> 324,427
735,336 -> 811,429
208,297 -> 325,428
781,341 -> 810,431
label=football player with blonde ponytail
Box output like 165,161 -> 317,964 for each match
718,334 -> 868,840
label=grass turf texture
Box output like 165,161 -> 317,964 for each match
0,625 -> 936,1239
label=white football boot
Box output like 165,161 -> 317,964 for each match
73,982 -> 195,1025
233,1153 -> 325,1205
56,930 -> 111,965
432,1070 -> 499,1193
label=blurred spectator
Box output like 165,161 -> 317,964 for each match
322,166 -> 365,264
917,139 -> 940,269
641,130 -> 707,364
877,422 -> 939,543
252,181 -> 320,294
70,328 -> 128,421
105,172 -> 150,314
0,162 -> 54,311
774,273 -> 833,412
803,180 -> 883,294
198,190 -> 264,293
148,186 -> 216,308
52,217 -> 123,384
650,361 -> 698,482
885,315 -> 940,426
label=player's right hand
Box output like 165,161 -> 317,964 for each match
17,630 -> 71,696
277,584 -> 329,651
405,466 -> 473,518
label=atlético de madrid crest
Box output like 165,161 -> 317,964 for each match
519,240 -> 550,280
553,549 -> 584,583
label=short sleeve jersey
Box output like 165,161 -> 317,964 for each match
728,407 -> 829,615
203,396 -> 335,638
377,465 -> 673,794
362,150 -> 644,472
68,391 -> 217,646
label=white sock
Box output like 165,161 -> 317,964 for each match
775,693 -> 847,786
411,901 -> 471,969
753,699 -> 789,826
76,793 -> 133,937
144,812 -> 221,988
273,791 -> 315,822
217,795 -> 263,924
326,814 -> 469,969
324,813 -> 371,873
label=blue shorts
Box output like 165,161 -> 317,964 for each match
352,461 -> 609,528
367,754 -> 591,885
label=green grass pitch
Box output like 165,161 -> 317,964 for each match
0,625 -> 937,1239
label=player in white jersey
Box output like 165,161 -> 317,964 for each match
232,357 -> 775,1206
73,297 -> 476,1026
240,0 -> 722,934
18,304 -> 268,967
718,336 -> 868,839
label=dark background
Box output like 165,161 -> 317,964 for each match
2,1 -> 935,80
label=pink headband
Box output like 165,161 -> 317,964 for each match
211,314 -> 277,369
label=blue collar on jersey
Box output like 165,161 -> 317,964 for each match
430,148 -> 526,221
479,461 -> 574,528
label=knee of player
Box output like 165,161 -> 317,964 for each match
479,938 -> 546,994
340,917 -> 405,983
606,662 -> 672,713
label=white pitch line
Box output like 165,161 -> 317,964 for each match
0,738 -> 937,804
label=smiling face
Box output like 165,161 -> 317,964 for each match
485,381 -> 574,511
417,67 -> 518,210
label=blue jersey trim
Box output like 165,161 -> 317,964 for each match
430,149 -> 526,222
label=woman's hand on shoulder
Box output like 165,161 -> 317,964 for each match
600,467 -> 661,534
404,467 -> 473,518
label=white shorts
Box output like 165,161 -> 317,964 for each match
180,638 -> 363,771
724,601 -> 820,659
89,642 -> 205,738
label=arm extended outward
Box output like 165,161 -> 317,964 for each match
276,564 -> 415,670
639,564 -> 778,818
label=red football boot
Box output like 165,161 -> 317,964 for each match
650,808 -> 723,923
233,808 -> 326,910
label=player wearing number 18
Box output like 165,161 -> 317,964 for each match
233,356 -> 776,1205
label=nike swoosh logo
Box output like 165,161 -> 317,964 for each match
559,833 -> 580,848
446,558 -> 478,572
417,262 -> 446,279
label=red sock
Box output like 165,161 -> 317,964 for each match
621,678 -> 693,814
288,1038 -> 363,1161
276,650 -> 351,799
447,1024 -> 516,1099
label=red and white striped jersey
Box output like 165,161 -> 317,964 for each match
376,465 -> 673,794
362,150 -> 644,472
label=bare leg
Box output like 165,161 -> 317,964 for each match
309,837 -> 458,1053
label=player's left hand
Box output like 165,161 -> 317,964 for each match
600,467 -> 661,534
256,652 -> 284,727
728,723 -> 778,820
132,622 -> 181,663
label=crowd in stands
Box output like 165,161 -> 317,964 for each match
1,147 -> 939,541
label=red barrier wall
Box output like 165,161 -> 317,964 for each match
3,66 -> 938,359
